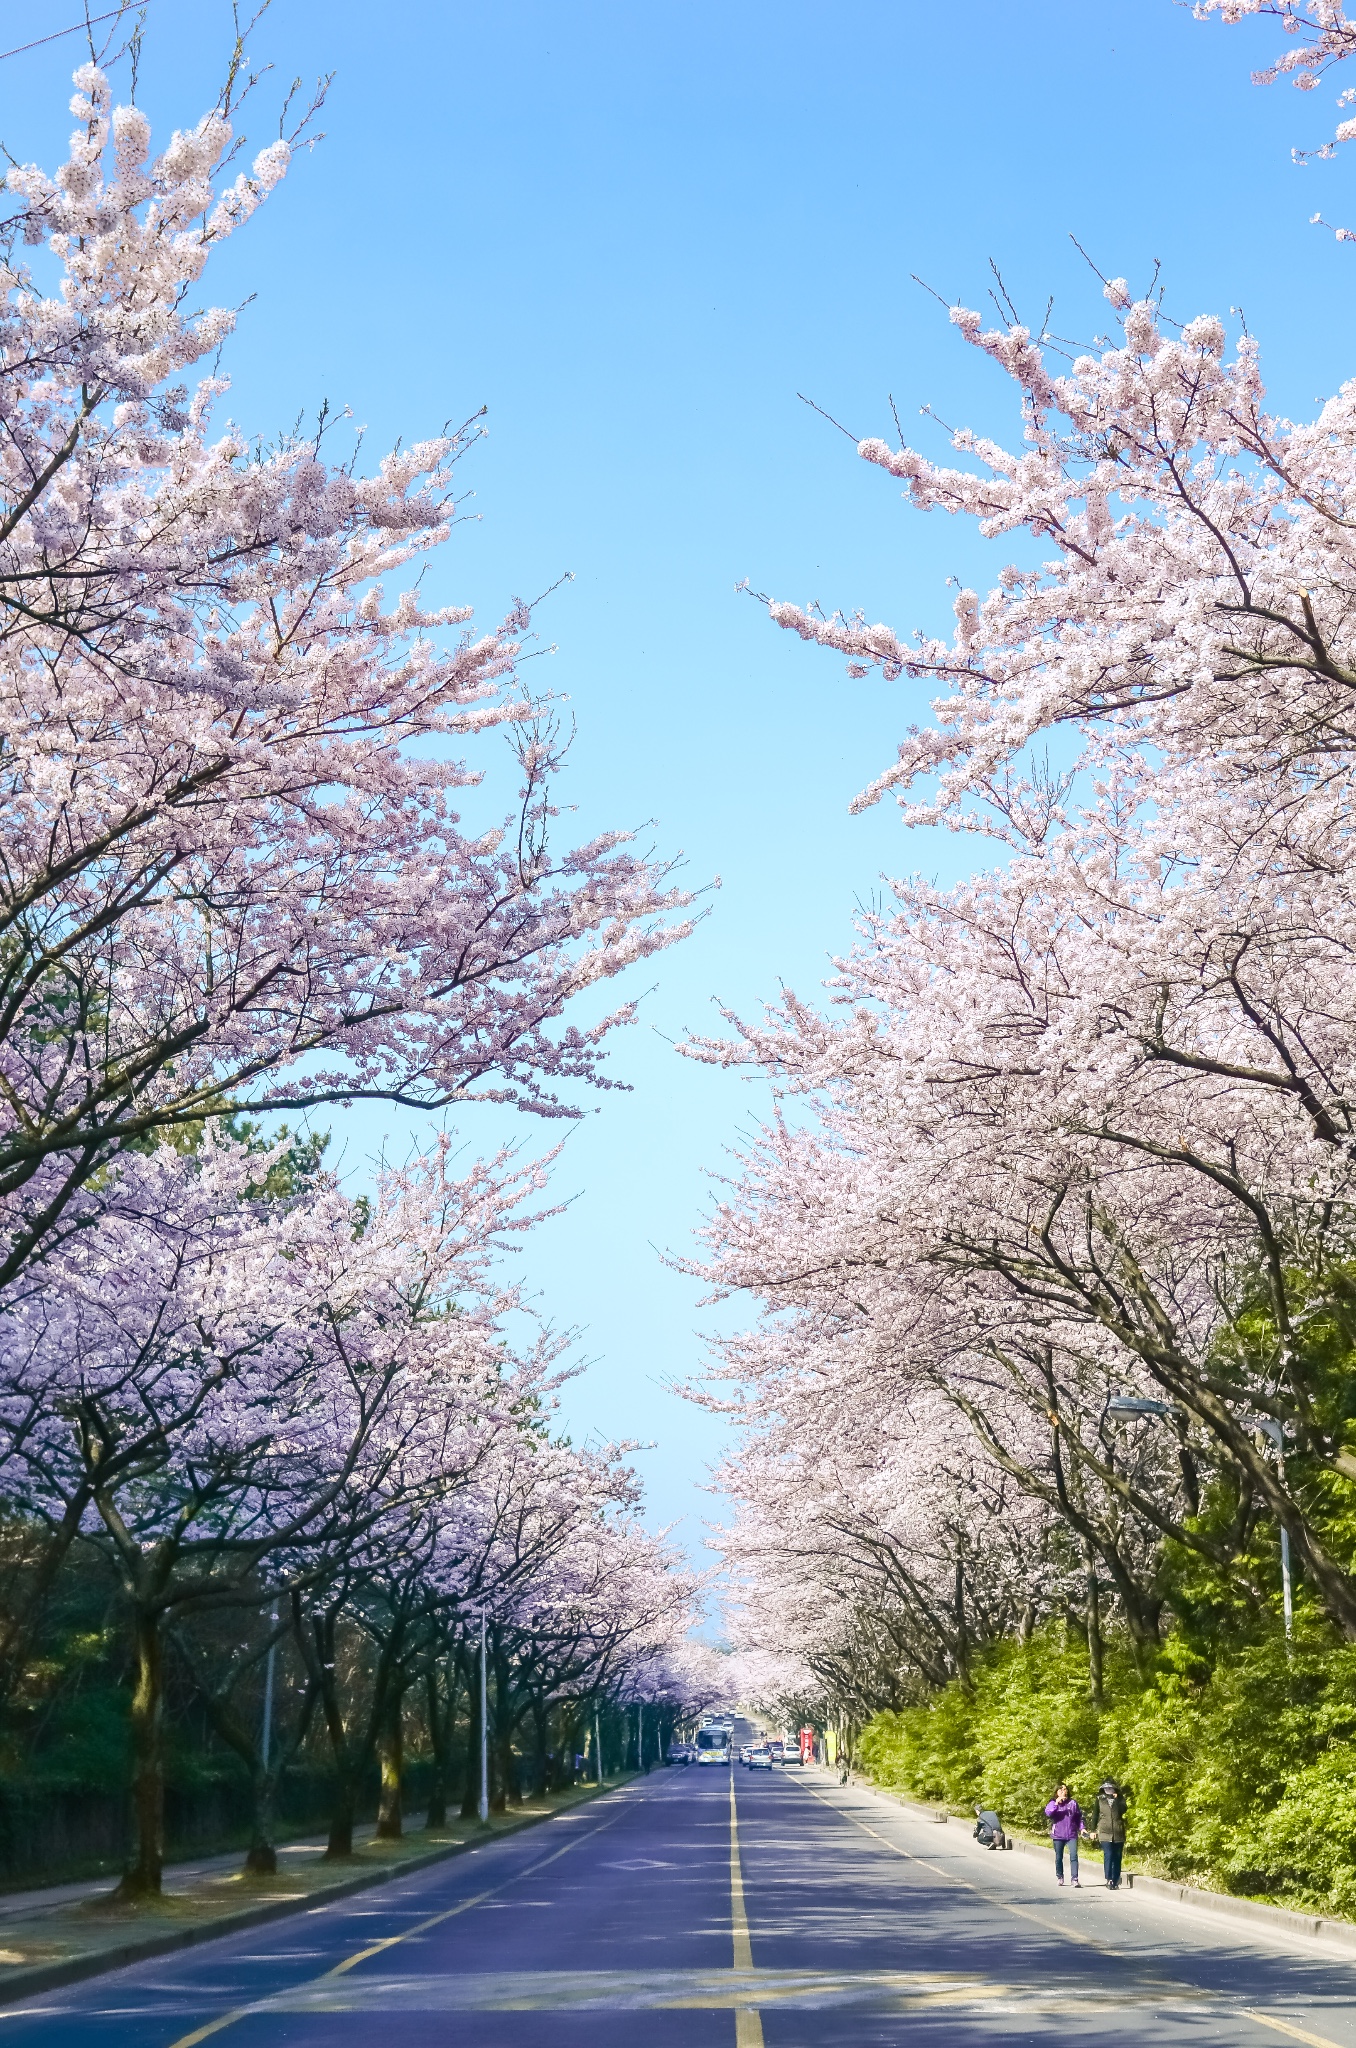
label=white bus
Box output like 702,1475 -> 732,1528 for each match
695,1725 -> 731,1767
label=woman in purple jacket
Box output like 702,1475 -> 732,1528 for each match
1045,1783 -> 1083,1886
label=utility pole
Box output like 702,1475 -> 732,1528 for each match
637,1701 -> 644,1772
595,1706 -> 603,1786
261,1603 -> 278,1774
478,1612 -> 490,1823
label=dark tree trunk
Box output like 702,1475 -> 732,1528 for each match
531,1701 -> 549,1798
460,1644 -> 483,1820
326,1776 -> 357,1860
425,1660 -> 453,1828
492,1729 -> 512,1813
303,1606 -> 362,1861
1085,1543 -> 1104,1709
375,1690 -> 404,1839
116,1605 -> 165,1899
953,1557 -> 972,1693
244,1760 -> 279,1875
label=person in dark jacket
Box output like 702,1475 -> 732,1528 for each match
1044,1783 -> 1082,1886
973,1806 -> 1004,1849
1093,1778 -> 1128,1889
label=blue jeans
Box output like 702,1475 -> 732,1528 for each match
1102,1840 -> 1123,1886
1054,1837 -> 1079,1881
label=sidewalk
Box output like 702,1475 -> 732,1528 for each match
836,1766 -> 1356,1960
0,1817 -> 406,1923
0,1774 -> 634,2003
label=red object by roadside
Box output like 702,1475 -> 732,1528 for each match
799,1728 -> 814,1763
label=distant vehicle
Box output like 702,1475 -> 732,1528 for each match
768,1741 -> 784,1762
666,1741 -> 693,1765
738,1744 -> 752,1766
781,1740 -> 804,1765
695,1726 -> 731,1767
748,1744 -> 773,1770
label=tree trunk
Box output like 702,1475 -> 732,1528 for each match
1085,1543 -> 1104,1709
425,1661 -> 453,1828
306,1609 -> 360,1860
375,1690 -> 404,1839
531,1701 -> 549,1798
244,1761 -> 279,1876
492,1729 -> 512,1813
460,1646 -> 482,1820
326,1775 -> 357,1860
116,1605 -> 165,1899
953,1557 -> 972,1693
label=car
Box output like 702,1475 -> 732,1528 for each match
768,1741 -> 784,1762
666,1742 -> 693,1765
781,1741 -> 805,1765
739,1745 -> 753,1766
748,1745 -> 773,1770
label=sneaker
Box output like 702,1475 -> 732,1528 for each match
1057,1877 -> 1064,1886
1071,1879 -> 1081,1887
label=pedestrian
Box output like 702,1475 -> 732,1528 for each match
1044,1782 -> 1083,1886
973,1805 -> 1005,1850
1093,1778 -> 1128,1889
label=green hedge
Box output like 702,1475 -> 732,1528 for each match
856,1624 -> 1356,1915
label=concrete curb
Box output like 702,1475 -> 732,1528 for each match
0,1774 -> 637,2008
853,1775 -> 1356,1958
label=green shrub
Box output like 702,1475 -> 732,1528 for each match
857,1623 -> 1356,1917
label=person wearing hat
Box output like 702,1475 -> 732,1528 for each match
1093,1778 -> 1128,1889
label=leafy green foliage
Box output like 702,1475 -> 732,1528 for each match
858,1621 -> 1356,1913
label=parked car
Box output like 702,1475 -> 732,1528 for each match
748,1744 -> 773,1771
666,1741 -> 693,1765
781,1741 -> 805,1765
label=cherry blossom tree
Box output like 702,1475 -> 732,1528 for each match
0,55 -> 691,1295
1195,1 -> 1356,216
0,1130 -> 554,1893
699,242 -> 1356,1684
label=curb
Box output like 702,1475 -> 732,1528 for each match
0,1774 -> 638,2008
854,1776 -> 1356,1958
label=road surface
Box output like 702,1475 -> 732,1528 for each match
4,1733 -> 1356,2045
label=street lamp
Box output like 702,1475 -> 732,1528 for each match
1246,1416 -> 1293,1641
478,1612 -> 490,1824
1105,1398 -> 1293,1639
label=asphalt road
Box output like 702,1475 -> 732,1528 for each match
5,1733 -> 1356,2046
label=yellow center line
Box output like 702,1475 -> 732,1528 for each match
728,1769 -> 763,2048
1240,2013 -> 1351,2048
164,1802 -> 629,2048
786,1776 -> 1348,2048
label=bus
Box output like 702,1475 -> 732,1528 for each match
695,1724 -> 731,1767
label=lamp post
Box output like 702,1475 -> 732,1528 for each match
595,1706 -> 603,1787
1106,1399 -> 1293,1640
478,1612 -> 490,1823
1251,1417 -> 1293,1641
261,1603 -> 278,1775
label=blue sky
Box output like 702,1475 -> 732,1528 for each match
8,0 -> 1355,1565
